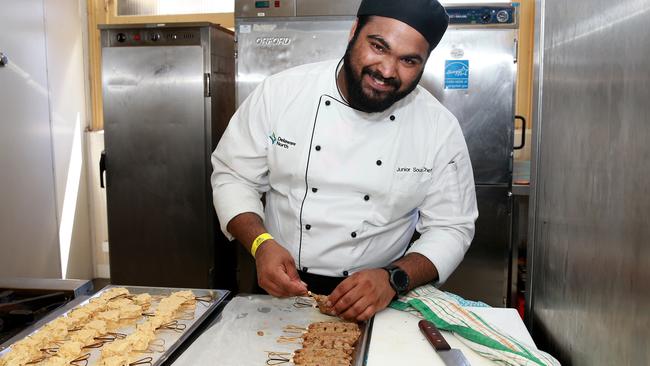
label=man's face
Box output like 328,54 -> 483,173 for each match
343,16 -> 430,113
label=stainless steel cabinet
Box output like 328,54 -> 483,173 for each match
101,24 -> 236,289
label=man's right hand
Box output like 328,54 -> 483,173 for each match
255,240 -> 307,297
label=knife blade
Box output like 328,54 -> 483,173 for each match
418,319 -> 471,366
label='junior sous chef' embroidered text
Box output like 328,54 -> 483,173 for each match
397,167 -> 433,173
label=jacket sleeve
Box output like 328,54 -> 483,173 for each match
406,115 -> 478,284
211,80 -> 273,240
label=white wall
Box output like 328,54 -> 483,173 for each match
43,0 -> 93,279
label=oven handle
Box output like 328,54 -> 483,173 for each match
514,115 -> 526,150
100,150 -> 106,188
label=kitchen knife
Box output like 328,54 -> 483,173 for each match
418,319 -> 471,366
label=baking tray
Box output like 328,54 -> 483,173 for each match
354,316 -> 373,366
170,294 -> 373,366
0,285 -> 229,365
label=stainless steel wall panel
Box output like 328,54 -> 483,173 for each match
529,0 -> 650,364
0,0 -> 60,278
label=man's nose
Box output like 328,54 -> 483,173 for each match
376,57 -> 398,79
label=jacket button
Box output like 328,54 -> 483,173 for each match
343,270 -> 349,276
312,187 -> 318,193
351,232 -> 357,238
364,195 -> 370,201
315,145 -> 321,151
325,100 -> 331,106
390,115 -> 396,121
305,224 -> 311,230
376,160 -> 382,166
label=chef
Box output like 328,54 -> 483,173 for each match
211,0 -> 478,321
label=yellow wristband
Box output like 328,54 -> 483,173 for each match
251,233 -> 274,258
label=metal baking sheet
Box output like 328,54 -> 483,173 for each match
0,285 -> 229,365
171,294 -> 373,366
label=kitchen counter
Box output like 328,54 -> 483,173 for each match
170,295 -> 536,366
367,307 -> 535,365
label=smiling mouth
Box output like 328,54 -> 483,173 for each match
365,73 -> 396,93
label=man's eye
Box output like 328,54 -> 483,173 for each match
402,58 -> 416,66
371,43 -> 385,52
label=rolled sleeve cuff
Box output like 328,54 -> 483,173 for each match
212,184 -> 265,241
405,230 -> 469,285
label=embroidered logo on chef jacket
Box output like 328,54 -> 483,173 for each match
269,132 -> 296,150
396,166 -> 433,173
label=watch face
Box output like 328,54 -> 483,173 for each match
392,269 -> 409,291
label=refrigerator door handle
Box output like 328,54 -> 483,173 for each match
514,115 -> 526,150
204,72 -> 211,97
100,150 -> 106,188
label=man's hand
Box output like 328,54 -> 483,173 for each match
328,269 -> 395,322
255,240 -> 307,297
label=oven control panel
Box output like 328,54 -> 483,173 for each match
234,0 -> 517,24
107,27 -> 203,47
236,0 -> 295,18
446,5 -> 518,26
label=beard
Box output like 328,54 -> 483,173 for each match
342,45 -> 422,113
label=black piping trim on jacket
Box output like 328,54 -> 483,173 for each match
297,93 -> 347,270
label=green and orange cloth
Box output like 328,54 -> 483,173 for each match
391,285 -> 560,366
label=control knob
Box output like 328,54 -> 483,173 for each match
480,12 -> 492,23
150,33 -> 161,42
116,33 -> 127,43
496,10 -> 510,23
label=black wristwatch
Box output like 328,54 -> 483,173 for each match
383,264 -> 410,297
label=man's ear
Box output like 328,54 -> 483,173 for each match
348,19 -> 359,42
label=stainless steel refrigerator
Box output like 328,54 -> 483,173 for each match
235,0 -> 520,306
100,23 -> 236,289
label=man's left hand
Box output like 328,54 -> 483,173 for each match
328,269 -> 395,322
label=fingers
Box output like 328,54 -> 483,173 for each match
284,262 -> 308,295
330,269 -> 393,321
255,241 -> 306,297
259,264 -> 301,297
338,292 -> 375,321
280,265 -> 308,296
328,276 -> 356,306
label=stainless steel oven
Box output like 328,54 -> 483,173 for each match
100,23 -> 236,289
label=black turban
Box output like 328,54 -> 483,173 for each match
357,0 -> 449,50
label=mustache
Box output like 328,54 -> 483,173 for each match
362,67 -> 400,89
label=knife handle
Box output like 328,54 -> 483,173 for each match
418,320 -> 451,351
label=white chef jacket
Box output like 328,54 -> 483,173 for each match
211,59 -> 477,284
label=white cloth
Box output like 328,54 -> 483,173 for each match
211,59 -> 477,283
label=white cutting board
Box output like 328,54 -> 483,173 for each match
366,307 -> 536,365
